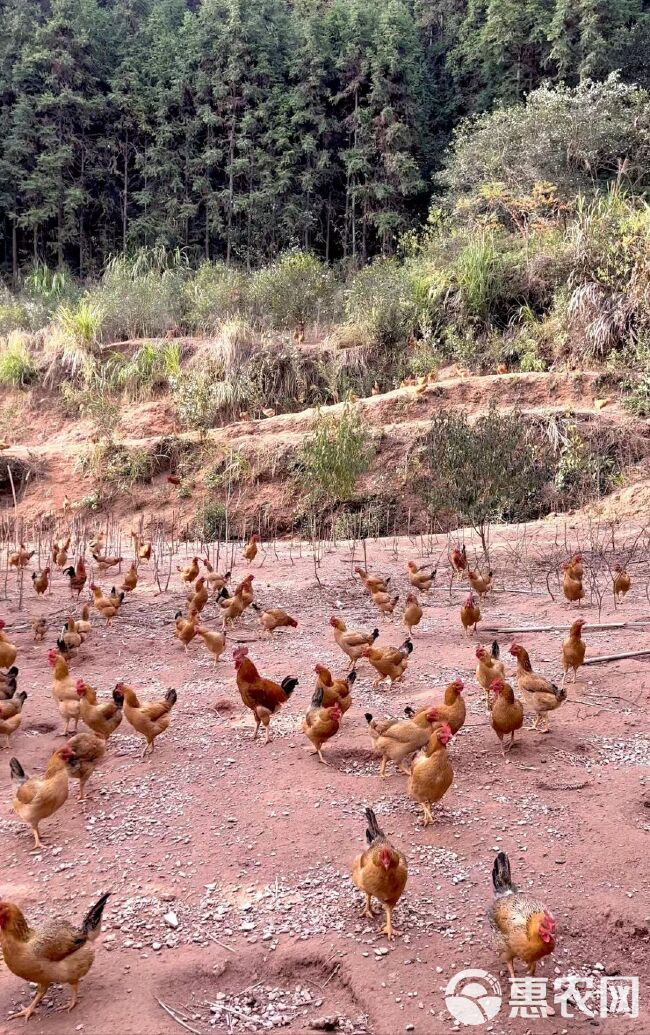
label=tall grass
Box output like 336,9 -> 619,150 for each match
0,334 -> 38,387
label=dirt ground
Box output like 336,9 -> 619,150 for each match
0,527 -> 649,1035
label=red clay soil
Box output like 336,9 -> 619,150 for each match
0,527 -> 649,1035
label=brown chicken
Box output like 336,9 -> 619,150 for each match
450,544 -> 467,576
60,617 -> 83,651
233,647 -> 298,742
351,808 -> 407,941
90,584 -> 118,625
76,604 -> 92,637
355,567 -> 391,594
195,624 -> 227,664
92,553 -> 122,574
88,531 -> 105,553
403,593 -> 423,635
562,564 -> 584,605
178,556 -> 200,584
232,573 -> 255,608
562,618 -> 586,684
408,723 -> 454,826
489,852 -> 556,977
0,691 -> 27,748
314,665 -> 355,713
0,892 -> 110,1019
418,678 -> 466,734
48,649 -> 79,734
65,733 -> 106,801
0,619 -> 18,668
361,638 -> 413,687
187,576 -> 209,613
302,688 -> 342,764
475,642 -> 506,708
251,604 -> 298,635
10,746 -> 75,849
202,560 -> 231,594
460,592 -> 481,635
121,561 -> 138,592
175,609 -> 198,650
32,567 -> 50,596
566,553 -> 584,579
76,680 -> 123,741
509,643 -> 567,732
489,679 -> 524,757
218,589 -> 246,629
132,532 -> 152,561
467,568 -> 493,598
406,561 -> 436,593
613,563 -> 631,601
368,706 -> 438,777
9,545 -> 34,568
0,665 -> 19,700
63,557 -> 87,598
243,533 -> 259,564
330,617 -> 379,669
117,682 -> 177,759
371,589 -> 400,617
32,617 -> 48,642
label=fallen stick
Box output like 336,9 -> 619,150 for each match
582,648 -> 650,665
208,933 -> 237,954
481,620 -> 650,634
155,999 -> 201,1035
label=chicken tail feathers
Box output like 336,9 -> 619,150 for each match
370,628 -> 379,643
400,638 -> 414,656
404,705 -> 415,718
281,675 -> 298,697
10,756 -> 26,786
347,670 -> 357,687
288,617 -> 298,628
365,807 -> 384,845
552,684 -> 567,703
364,712 -> 373,725
82,892 -> 110,941
491,640 -> 500,659
311,686 -> 324,709
165,688 -> 178,708
492,851 -> 515,897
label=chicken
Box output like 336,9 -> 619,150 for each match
76,680 -> 123,741
60,617 -> 83,651
187,576 -> 209,613
32,567 -> 50,596
90,585 -> 118,625
450,544 -> 467,576
467,568 -> 493,598
489,679 -> 524,757
132,532 -> 152,561
364,707 -> 415,741
108,586 -> 125,610
0,691 -> 27,748
314,665 -> 355,713
218,590 -> 246,629
65,732 -> 106,800
10,746 -> 75,849
53,536 -> 71,568
406,561 -> 436,593
92,552 -> 122,573
460,592 -> 481,635
489,852 -> 556,977
9,545 -> 34,568
175,609 -> 198,650
368,706 -> 438,777
202,559 -> 231,594
32,617 -> 48,642
355,567 -> 390,594
0,619 -> 18,668
0,892 -> 110,1020
351,807 -> 407,941
0,665 -> 19,700
475,641 -> 506,709
403,593 -> 423,635
232,573 -> 255,608
371,589 -> 400,617
88,531 -> 105,553
329,617 -> 379,669
117,682 -> 177,759
562,563 -> 584,605
75,604 -> 92,637
361,638 -> 413,687
243,533 -> 259,564
251,604 -> 298,635
566,553 -> 583,579
613,563 -> 631,601
63,557 -> 87,598
233,646 -> 298,742
509,643 -> 567,733
178,556 -> 200,584
195,624 -> 226,664
408,723 -> 453,825
562,618 -> 586,684
121,561 -> 138,592
417,678 -> 466,734
302,688 -> 342,764
48,648 -> 80,735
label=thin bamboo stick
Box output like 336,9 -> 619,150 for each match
582,648 -> 650,665
482,620 -> 650,634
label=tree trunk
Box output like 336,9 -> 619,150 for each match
123,129 -> 129,252
226,120 -> 235,265
11,218 -> 18,286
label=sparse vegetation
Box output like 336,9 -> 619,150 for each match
300,405 -> 374,502
0,336 -> 38,387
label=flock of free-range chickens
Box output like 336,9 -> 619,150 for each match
0,530 -> 633,1021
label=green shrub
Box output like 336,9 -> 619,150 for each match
183,261 -> 247,332
249,250 -> 337,331
205,451 -> 251,489
60,383 -> 120,438
96,247 -> 188,340
171,365 -> 241,434
0,337 -> 38,388
300,404 -> 374,502
345,259 -> 420,347
195,501 -> 227,541
624,373 -> 650,416
111,340 -> 182,400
